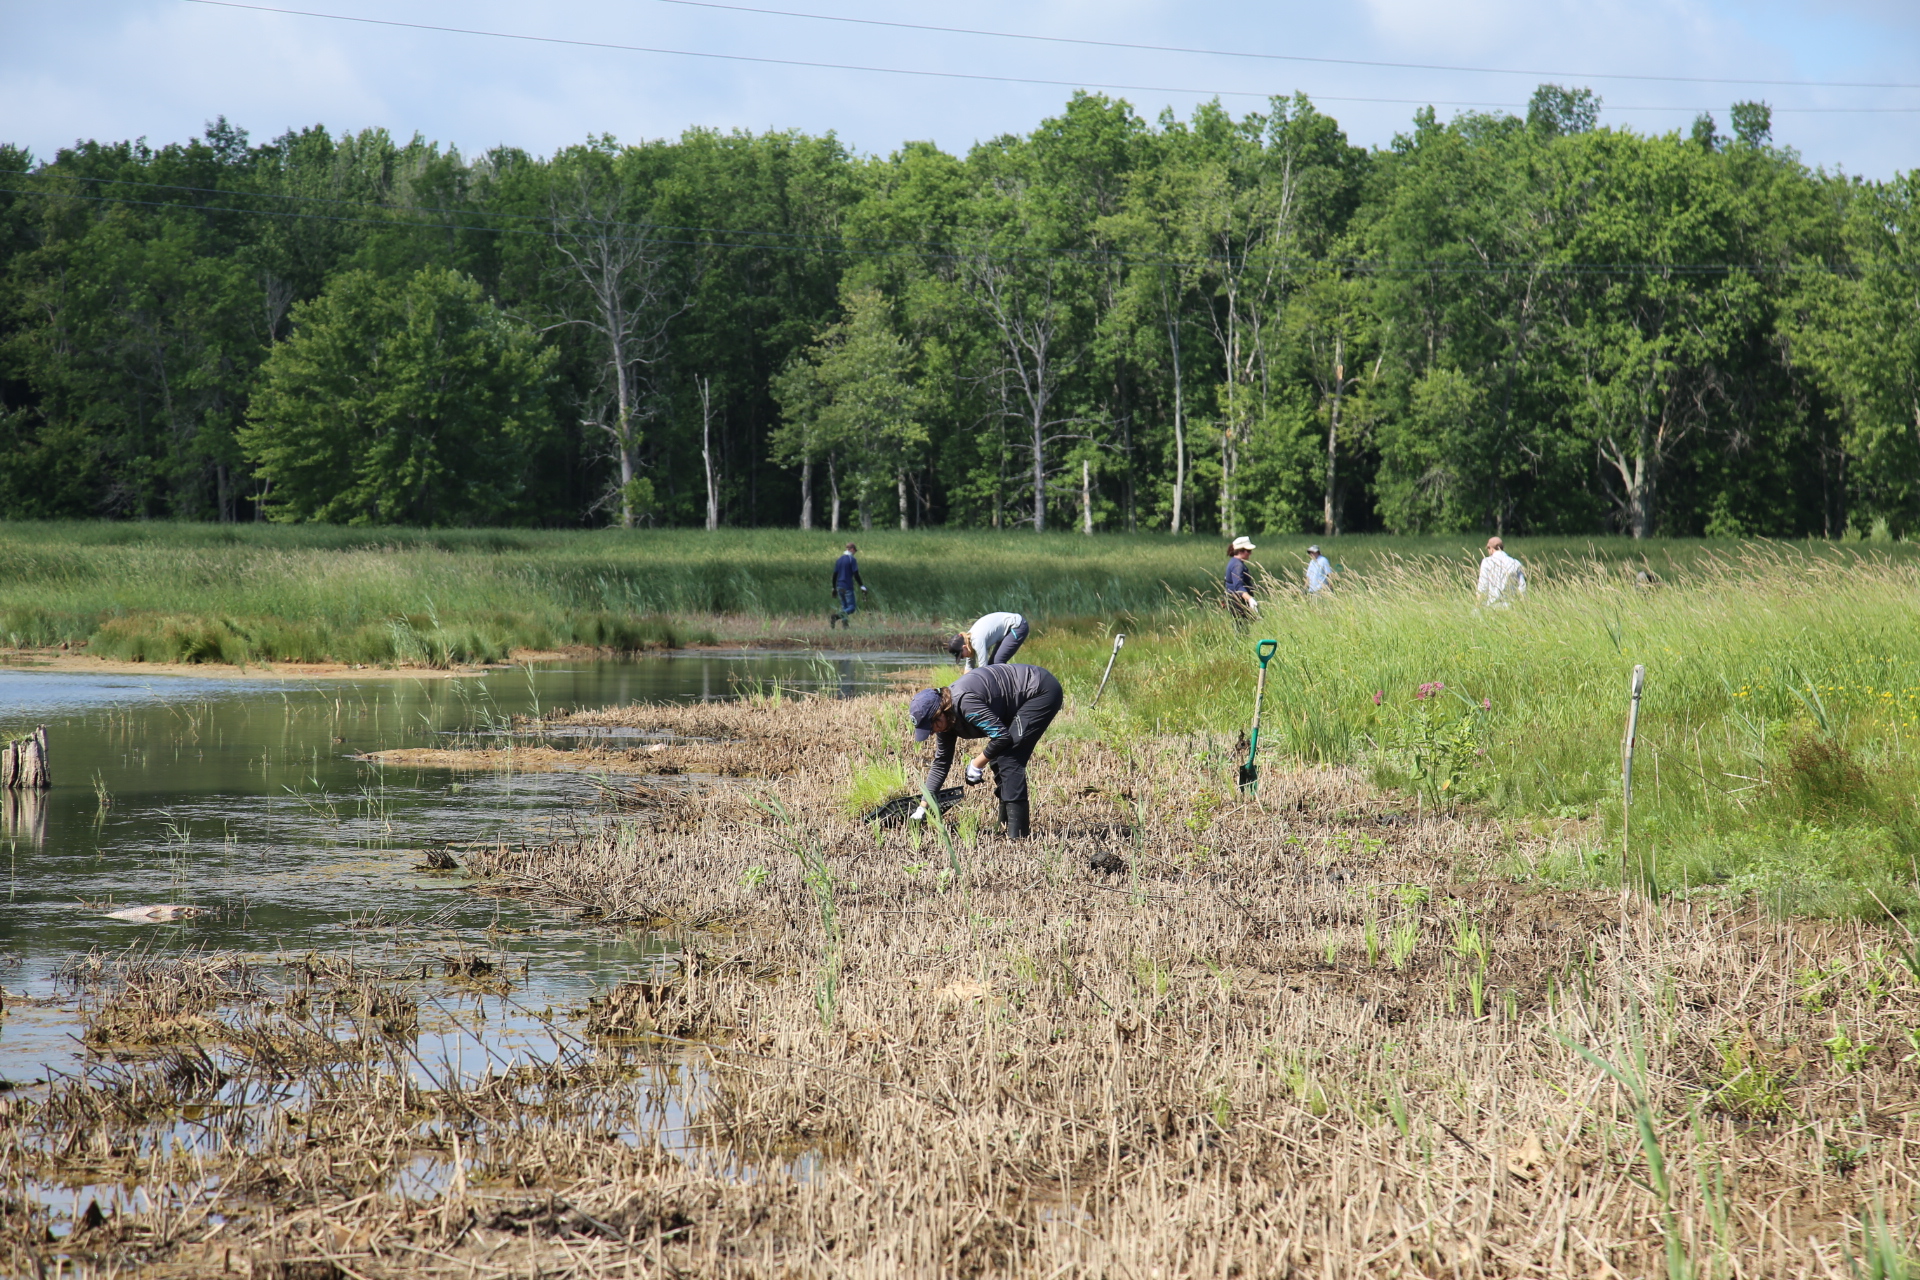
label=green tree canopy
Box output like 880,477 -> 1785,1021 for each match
0,102 -> 1904,538
772,284 -> 926,530
241,266 -> 556,525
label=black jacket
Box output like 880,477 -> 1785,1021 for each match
925,663 -> 1059,789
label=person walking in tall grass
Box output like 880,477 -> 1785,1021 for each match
1476,537 -> 1527,607
830,543 -> 866,629
909,664 -> 1063,839
1305,544 -> 1333,596
1225,537 -> 1259,619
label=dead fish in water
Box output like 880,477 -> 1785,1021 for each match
103,904 -> 206,923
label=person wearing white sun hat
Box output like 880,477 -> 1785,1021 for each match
1225,536 -> 1258,618
1305,544 -> 1333,595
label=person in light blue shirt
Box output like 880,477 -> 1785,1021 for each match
1305,544 -> 1333,595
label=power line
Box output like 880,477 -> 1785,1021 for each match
4,180 -> 1900,278
647,0 -> 1920,93
180,1 -> 1920,115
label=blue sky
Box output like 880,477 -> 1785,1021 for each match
5,0 -> 1918,176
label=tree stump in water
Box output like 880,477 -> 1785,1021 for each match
1,725 -> 50,790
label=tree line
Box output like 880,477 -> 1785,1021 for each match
2,88 -> 1915,538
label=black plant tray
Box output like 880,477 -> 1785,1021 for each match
860,787 -> 965,827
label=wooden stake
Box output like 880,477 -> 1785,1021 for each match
1622,665 -> 1645,881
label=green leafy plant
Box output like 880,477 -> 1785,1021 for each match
920,781 -> 969,902
1377,683 -> 1491,802
1798,966 -> 1837,1013
1826,1030 -> 1877,1074
1711,1038 -> 1791,1121
1450,919 -> 1489,969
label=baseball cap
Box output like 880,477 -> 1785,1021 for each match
1231,536 -> 1256,551
909,688 -> 943,740
1307,544 -> 1320,554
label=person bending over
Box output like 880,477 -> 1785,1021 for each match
908,663 -> 1062,839
947,611 -> 1030,670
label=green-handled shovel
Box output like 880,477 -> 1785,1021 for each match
1238,639 -> 1279,793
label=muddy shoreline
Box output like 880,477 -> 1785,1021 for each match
7,693 -> 1917,1278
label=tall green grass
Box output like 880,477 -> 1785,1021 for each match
11,520 -> 1918,913
4,521 -> 1914,664
1033,544 -> 1920,920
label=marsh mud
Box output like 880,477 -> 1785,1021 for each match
8,677 -> 1920,1277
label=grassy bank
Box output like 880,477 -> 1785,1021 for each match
5,522 -> 1917,913
2,520 -> 1913,664
1028,544 -> 1920,919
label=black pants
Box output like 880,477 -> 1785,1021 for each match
987,670 -> 1062,808
990,616 -> 1031,665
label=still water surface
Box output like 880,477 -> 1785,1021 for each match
0,651 -> 925,1089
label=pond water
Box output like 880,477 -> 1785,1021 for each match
0,651 -> 929,1092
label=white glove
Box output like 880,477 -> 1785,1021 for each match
860,585 -> 869,593
964,763 -> 985,785
909,803 -> 928,822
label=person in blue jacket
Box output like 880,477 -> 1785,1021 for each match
1225,535 -> 1259,618
908,663 -> 1063,839
830,542 -> 866,628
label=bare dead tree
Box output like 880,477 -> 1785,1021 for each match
1160,269 -> 1190,534
546,168 -> 684,528
958,250 -> 1080,533
699,375 -> 720,531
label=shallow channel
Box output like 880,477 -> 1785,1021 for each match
0,650 -> 928,1093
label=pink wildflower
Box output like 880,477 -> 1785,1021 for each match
1372,690 -> 1383,706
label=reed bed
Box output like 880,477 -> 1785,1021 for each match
1038,542 -> 1920,918
3,520 -> 1909,663
10,692 -> 1920,1277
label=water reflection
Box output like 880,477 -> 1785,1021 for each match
3,786 -> 44,848
0,650 -> 929,1087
